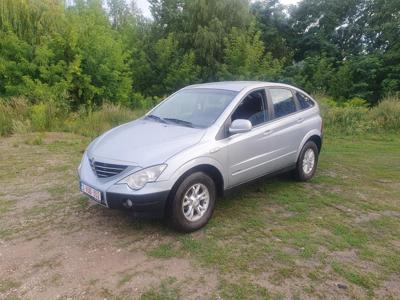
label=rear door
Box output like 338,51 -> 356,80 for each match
262,87 -> 304,169
292,90 -> 319,143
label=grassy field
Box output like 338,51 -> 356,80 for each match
0,131 -> 399,299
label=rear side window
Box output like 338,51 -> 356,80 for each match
270,88 -> 297,118
296,92 -> 315,109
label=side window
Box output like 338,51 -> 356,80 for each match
270,88 -> 297,118
231,90 -> 268,126
296,92 -> 315,110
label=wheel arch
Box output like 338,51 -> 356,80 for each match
170,164 -> 224,198
309,135 -> 322,153
165,164 -> 224,214
296,130 -> 322,161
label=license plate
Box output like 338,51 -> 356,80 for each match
81,183 -> 102,203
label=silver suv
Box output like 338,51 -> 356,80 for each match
78,82 -> 323,232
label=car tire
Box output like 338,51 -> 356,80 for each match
294,140 -> 319,181
170,172 -> 216,232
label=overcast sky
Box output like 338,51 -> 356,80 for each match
136,0 -> 301,18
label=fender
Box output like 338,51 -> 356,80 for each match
159,156 -> 227,189
296,129 -> 322,161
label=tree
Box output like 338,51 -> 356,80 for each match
289,0 -> 364,61
0,0 -> 133,107
149,0 -> 253,80
251,0 -> 293,61
146,33 -> 200,95
218,27 -> 282,81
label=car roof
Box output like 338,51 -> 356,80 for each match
184,81 -> 298,92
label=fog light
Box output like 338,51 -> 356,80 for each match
124,199 -> 133,208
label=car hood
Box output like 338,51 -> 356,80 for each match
87,119 -> 205,166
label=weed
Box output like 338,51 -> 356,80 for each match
219,278 -> 270,300
140,277 -> 180,300
0,279 -> 20,293
148,242 -> 178,259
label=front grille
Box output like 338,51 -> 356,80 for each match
89,159 -> 127,178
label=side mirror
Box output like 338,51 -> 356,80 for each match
229,119 -> 252,135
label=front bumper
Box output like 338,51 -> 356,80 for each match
78,153 -> 171,217
80,181 -> 170,217
106,190 -> 170,216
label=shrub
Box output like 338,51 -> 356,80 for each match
30,101 -> 67,132
318,94 -> 400,134
12,119 -> 31,134
30,103 -> 47,131
343,97 -> 369,108
1,94 -> 398,138
323,106 -> 370,134
370,95 -> 400,130
131,93 -> 163,110
66,103 -> 144,138
0,97 -> 30,136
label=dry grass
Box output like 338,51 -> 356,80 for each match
0,131 -> 399,299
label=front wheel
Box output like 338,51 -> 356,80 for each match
294,140 -> 319,181
169,172 -> 216,232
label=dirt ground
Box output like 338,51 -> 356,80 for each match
0,133 -> 220,299
1,132 -> 399,299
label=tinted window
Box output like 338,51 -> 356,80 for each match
150,88 -> 237,128
296,92 -> 315,109
232,90 -> 268,126
270,89 -> 297,118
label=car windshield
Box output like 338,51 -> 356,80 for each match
147,88 -> 238,128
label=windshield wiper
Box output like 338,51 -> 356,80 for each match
164,118 -> 195,128
145,114 -> 167,124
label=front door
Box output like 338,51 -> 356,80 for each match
227,89 -> 279,187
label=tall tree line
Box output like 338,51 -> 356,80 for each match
0,0 -> 399,108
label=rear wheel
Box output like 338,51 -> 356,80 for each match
294,140 -> 319,181
170,172 -> 216,232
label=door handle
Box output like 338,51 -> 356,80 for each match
297,117 -> 304,123
209,147 -> 221,154
263,129 -> 273,136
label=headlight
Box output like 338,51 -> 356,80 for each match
118,164 -> 167,190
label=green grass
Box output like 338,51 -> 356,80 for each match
148,132 -> 399,298
0,199 -> 15,216
219,278 -> 271,300
331,261 -> 378,291
140,277 -> 180,300
0,131 -> 399,299
0,279 -> 21,293
148,242 -> 178,259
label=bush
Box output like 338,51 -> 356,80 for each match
370,95 -> 400,130
1,94 -> 398,138
323,106 -> 370,134
343,97 -> 368,108
319,94 -> 400,134
30,101 -> 67,132
0,97 -> 30,136
1,98 -> 145,137
66,103 -> 144,138
131,93 -> 163,110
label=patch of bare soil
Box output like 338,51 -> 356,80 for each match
375,275 -> 400,300
0,133 -> 217,299
1,231 -> 217,299
253,270 -> 354,300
